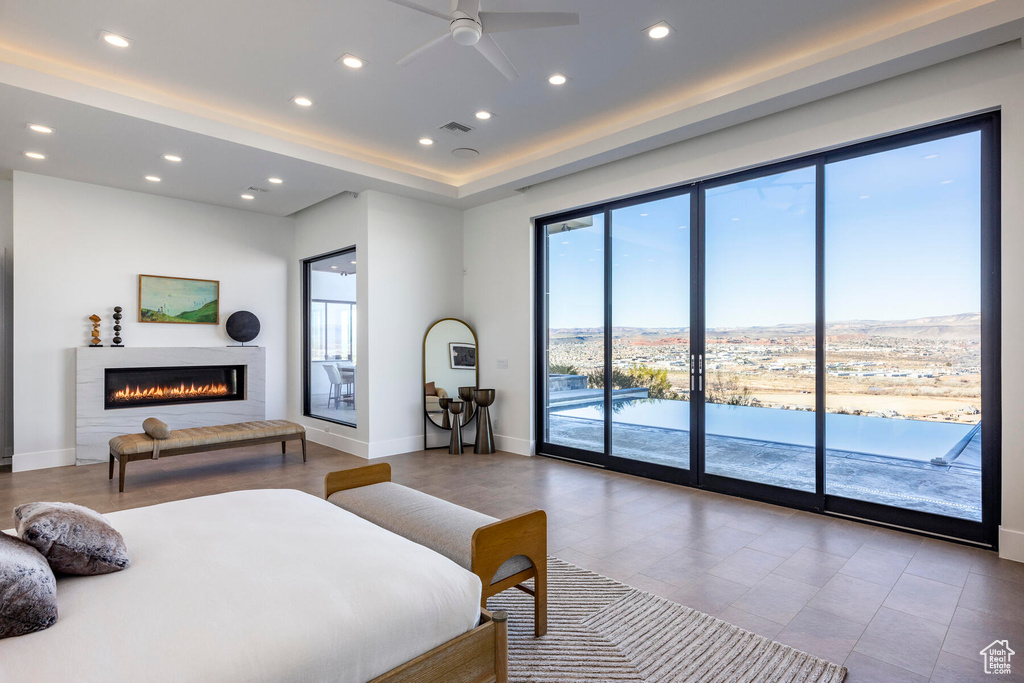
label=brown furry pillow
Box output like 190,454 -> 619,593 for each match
15,502 -> 131,575
0,531 -> 58,639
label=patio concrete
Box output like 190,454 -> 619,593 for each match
547,414 -> 982,521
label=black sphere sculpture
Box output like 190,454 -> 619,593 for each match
226,310 -> 260,345
112,306 -> 124,347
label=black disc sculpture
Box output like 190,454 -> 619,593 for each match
226,311 -> 260,345
112,306 -> 124,347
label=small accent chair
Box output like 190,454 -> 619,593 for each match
323,364 -> 344,409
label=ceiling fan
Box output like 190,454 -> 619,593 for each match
385,0 -> 579,80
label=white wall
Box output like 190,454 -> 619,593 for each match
289,190 -> 463,458
0,178 -> 11,464
462,43 -> 1024,557
290,191 -> 369,454
365,191 -> 463,457
12,172 -> 292,471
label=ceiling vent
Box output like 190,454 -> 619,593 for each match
439,121 -> 474,135
245,186 -> 271,193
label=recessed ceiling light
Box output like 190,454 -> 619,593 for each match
640,213 -> 648,217
241,194 -> 255,200
293,96 -> 313,107
859,195 -> 870,199
645,22 -> 673,39
163,154 -> 182,162
267,177 -> 284,184
339,53 -> 365,69
475,110 -> 492,120
100,31 -> 132,48
548,73 -> 567,85
350,260 -> 356,264
28,124 -> 53,134
941,180 -> 954,184
419,137 -> 434,146
924,154 -> 939,159
24,151 -> 45,160
331,265 -> 338,269
145,175 -> 161,182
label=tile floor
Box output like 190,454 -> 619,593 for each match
1,444 -> 1020,681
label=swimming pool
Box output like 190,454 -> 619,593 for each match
553,399 -> 977,464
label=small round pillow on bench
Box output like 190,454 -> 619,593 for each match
142,417 -> 170,440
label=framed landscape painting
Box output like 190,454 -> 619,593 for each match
139,275 -> 219,324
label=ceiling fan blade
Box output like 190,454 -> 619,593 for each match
480,11 -> 579,34
385,0 -> 450,21
473,34 -> 519,80
397,31 -> 452,66
454,0 -> 480,18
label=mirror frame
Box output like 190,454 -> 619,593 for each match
423,317 -> 479,433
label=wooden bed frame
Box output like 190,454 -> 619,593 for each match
372,608 -> 507,683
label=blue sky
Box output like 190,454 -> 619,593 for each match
548,132 -> 981,329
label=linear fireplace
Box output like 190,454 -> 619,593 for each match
104,365 -> 246,410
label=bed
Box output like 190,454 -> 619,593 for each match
0,489 -> 507,683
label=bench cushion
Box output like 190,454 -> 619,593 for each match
328,482 -> 533,585
109,420 -> 304,456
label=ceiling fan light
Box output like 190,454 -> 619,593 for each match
548,73 -> 567,85
450,18 -> 482,46
645,22 -> 673,39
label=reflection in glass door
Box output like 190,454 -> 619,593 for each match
610,195 -> 691,470
825,132 -> 984,522
541,213 -> 607,454
703,167 -> 817,493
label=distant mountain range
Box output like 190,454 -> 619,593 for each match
550,313 -> 981,341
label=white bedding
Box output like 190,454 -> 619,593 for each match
0,489 -> 482,683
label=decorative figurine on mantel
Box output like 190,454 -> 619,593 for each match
111,306 -> 124,347
88,314 -> 103,347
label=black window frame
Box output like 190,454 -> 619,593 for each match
534,112 -> 1001,548
302,246 -> 357,428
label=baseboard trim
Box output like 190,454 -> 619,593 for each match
999,526 -> 1024,563
495,434 -> 532,456
367,435 -> 423,459
12,448 -> 77,472
302,423 -> 368,459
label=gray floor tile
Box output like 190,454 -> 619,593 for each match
930,651 -> 1008,682
707,547 -> 785,587
842,652 -> 929,683
730,573 -> 820,625
882,573 -> 962,625
807,573 -> 892,625
668,573 -> 750,616
639,547 -> 721,586
864,527 -> 924,558
776,606 -> 865,664
942,605 -> 1024,663
716,606 -> 785,639
686,525 -> 760,558
904,543 -> 974,587
959,571 -> 1024,624
839,546 -> 912,587
745,525 -> 812,558
773,547 -> 849,587
853,607 -> 948,677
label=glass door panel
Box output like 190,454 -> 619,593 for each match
542,213 -> 607,453
824,133 -> 983,521
608,195 -> 692,469
704,167 -> 817,491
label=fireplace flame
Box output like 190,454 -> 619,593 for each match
110,382 -> 231,403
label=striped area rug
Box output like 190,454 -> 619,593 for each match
488,557 -> 846,683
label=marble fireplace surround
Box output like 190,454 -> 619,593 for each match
75,347 -> 266,465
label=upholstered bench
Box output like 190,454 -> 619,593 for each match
109,420 -> 306,492
325,464 -> 547,637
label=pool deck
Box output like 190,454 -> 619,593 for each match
548,413 -> 982,521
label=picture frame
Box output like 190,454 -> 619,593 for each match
449,342 -> 476,370
138,274 -> 220,325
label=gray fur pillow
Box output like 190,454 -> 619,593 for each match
0,531 -> 58,639
15,502 -> 130,575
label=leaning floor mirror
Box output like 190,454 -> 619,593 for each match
423,318 -> 478,449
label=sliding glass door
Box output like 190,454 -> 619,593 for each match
535,113 -> 999,545
704,167 -> 817,496
824,131 -> 987,528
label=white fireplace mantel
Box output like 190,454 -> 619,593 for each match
75,346 -> 266,465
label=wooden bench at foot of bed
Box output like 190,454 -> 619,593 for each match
108,420 -> 306,492
325,463 -> 547,638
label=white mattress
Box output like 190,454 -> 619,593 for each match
0,489 -> 482,683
